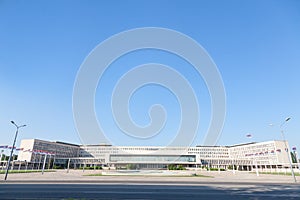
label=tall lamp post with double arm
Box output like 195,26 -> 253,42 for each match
280,117 -> 296,183
4,121 -> 26,181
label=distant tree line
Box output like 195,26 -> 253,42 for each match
1,154 -> 17,161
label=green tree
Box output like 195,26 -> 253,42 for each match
168,164 -> 176,170
168,164 -> 186,170
2,155 -> 10,161
126,164 -> 136,170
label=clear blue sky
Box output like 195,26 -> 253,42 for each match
0,0 -> 300,150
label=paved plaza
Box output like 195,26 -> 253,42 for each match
1,170 -> 300,199
0,169 -> 299,183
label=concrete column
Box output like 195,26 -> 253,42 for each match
67,158 -> 70,173
42,154 -> 47,175
25,161 -> 28,172
47,155 -> 51,170
37,155 -> 42,170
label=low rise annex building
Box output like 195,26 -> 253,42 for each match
15,138 -> 296,171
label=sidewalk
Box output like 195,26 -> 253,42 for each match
1,170 -> 299,184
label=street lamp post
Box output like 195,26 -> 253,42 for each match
4,121 -> 26,181
245,133 -> 258,176
280,117 -> 297,183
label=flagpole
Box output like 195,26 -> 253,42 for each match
293,148 -> 300,174
0,149 -> 4,172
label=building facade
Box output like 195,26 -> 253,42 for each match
17,139 -> 295,170
18,139 -> 80,166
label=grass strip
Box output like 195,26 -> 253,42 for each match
0,170 -> 56,174
84,173 -> 213,178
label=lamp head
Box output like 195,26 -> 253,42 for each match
285,117 -> 291,122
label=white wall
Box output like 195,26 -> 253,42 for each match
17,139 -> 34,161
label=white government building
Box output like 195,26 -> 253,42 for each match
14,138 -> 298,171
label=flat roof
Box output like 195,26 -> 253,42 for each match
229,142 -> 257,148
55,141 -> 80,147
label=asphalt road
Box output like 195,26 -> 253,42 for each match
1,183 -> 300,199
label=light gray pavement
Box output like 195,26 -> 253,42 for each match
1,170 -> 300,199
1,169 -> 299,184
